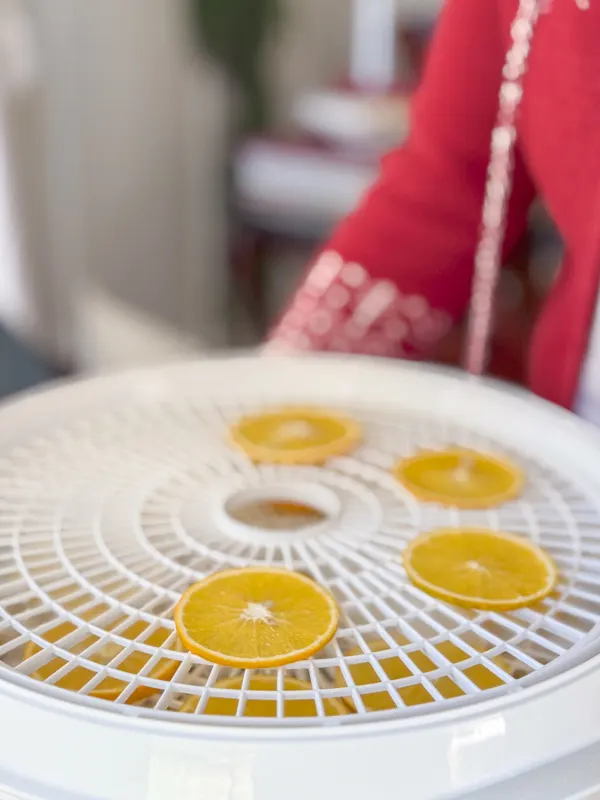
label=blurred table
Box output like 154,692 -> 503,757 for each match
230,136 -> 379,338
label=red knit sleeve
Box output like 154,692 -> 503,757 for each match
268,0 -> 535,358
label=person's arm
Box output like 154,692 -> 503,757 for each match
268,0 -> 535,358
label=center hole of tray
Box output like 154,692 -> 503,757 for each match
220,483 -> 340,539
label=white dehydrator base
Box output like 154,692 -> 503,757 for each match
2,624 -> 600,798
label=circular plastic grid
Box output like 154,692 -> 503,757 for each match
1,357 -> 600,727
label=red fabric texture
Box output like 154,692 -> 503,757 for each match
269,0 -> 600,410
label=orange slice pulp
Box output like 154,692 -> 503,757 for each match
393,448 -> 524,509
403,528 -> 557,611
230,407 -> 361,465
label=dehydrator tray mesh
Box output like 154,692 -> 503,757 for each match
1,356 -> 600,728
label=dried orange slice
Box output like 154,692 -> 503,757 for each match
403,528 -> 557,611
180,674 -> 348,717
174,568 -> 339,668
23,614 -> 180,703
393,448 -> 524,509
230,407 -> 361,465
229,499 -> 326,531
335,639 -> 513,712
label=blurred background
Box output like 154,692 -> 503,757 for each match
0,0 -> 562,400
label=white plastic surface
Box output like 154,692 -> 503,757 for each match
1,355 -> 600,798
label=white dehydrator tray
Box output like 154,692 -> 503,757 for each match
2,355 -> 600,799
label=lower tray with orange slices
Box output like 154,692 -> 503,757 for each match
0,355 -> 598,732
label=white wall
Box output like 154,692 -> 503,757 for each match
270,0 -> 351,130
0,113 -> 31,339
396,0 -> 442,22
0,0 -> 87,365
77,0 -> 352,352
39,0 -> 351,365
74,0 -> 228,347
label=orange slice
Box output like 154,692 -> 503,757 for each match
174,568 -> 339,668
180,675 -> 348,717
393,448 -> 524,509
335,639 -> 513,712
23,614 -> 180,703
229,499 -> 326,531
403,528 -> 557,611
230,407 -> 361,465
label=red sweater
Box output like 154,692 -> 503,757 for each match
269,0 -> 600,410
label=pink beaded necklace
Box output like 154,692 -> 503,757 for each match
465,0 -> 589,375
